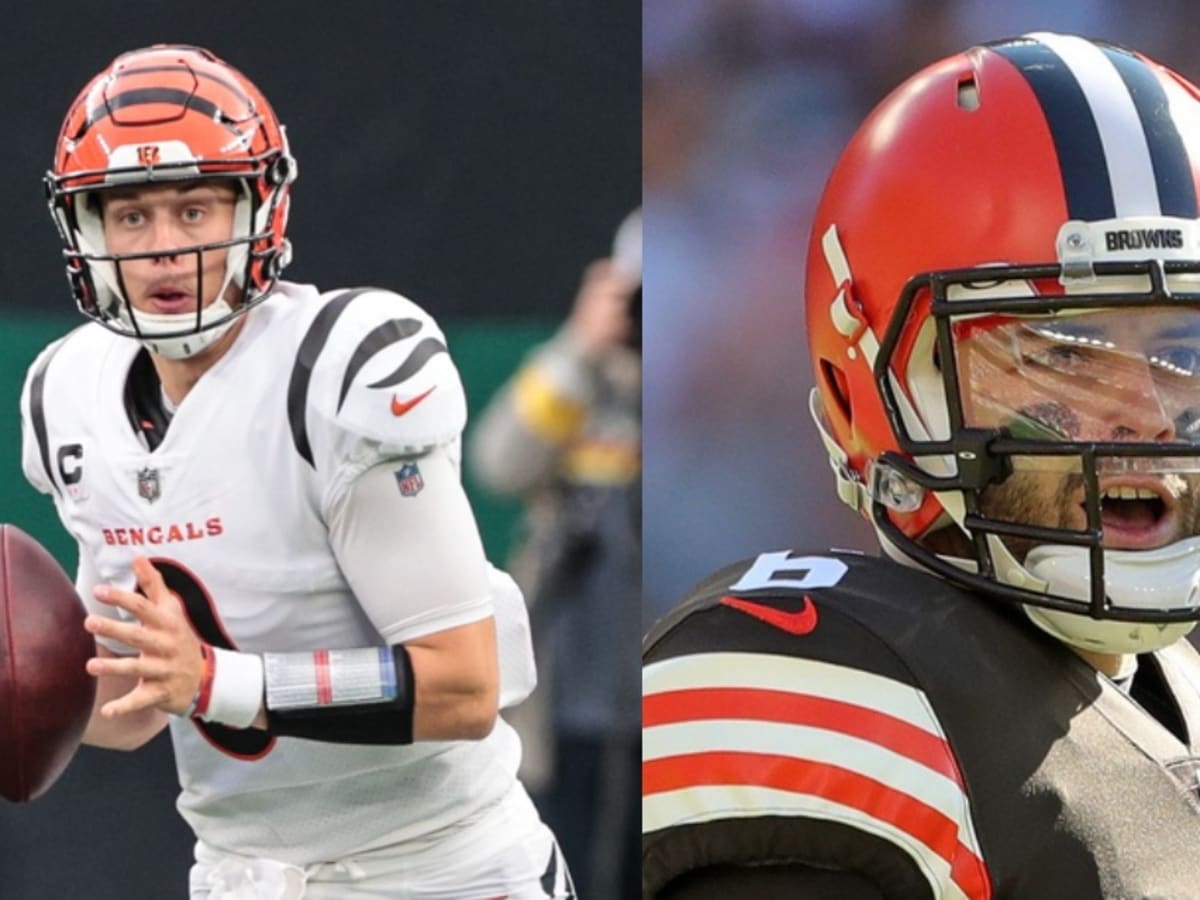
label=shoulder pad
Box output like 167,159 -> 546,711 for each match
290,288 -> 467,467
642,549 -> 991,899
645,550 -> 858,655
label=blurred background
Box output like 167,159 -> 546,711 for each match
642,0 -> 1200,624
0,2 -> 637,896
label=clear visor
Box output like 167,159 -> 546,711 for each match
953,305 -> 1200,465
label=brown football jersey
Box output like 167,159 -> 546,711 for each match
643,550 -> 1200,899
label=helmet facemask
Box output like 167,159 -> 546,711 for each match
870,220 -> 1200,652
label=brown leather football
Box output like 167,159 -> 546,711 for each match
0,524 -> 96,802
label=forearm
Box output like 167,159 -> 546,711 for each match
217,617 -> 500,744
204,451 -> 504,744
408,617 -> 499,740
83,544 -> 503,747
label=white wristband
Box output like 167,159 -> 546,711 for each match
201,647 -> 265,729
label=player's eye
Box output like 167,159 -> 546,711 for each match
1150,345 -> 1200,379
1021,342 -> 1092,372
181,206 -> 206,223
116,209 -> 144,227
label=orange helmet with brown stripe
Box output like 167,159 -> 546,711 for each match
46,44 -> 296,358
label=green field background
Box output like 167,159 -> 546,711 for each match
0,315 -> 554,574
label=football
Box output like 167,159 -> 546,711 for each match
0,524 -> 95,802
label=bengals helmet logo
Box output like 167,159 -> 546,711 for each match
137,144 -> 161,167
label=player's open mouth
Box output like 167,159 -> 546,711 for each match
147,287 -> 196,313
1089,478 -> 1179,549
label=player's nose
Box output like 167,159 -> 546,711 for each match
1100,358 -> 1177,442
145,214 -> 186,263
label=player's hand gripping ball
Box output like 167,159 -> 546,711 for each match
0,524 -> 95,802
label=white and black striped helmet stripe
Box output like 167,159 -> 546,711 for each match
989,33 -> 1197,220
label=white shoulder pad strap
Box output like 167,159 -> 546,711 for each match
289,288 -> 467,468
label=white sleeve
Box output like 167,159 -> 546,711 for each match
326,447 -> 537,707
326,446 -> 493,643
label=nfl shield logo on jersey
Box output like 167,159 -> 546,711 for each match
394,462 -> 424,497
136,467 -> 161,503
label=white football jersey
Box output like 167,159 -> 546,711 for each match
19,281 -> 537,864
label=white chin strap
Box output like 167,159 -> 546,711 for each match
129,301 -> 239,360
1021,538 -> 1200,654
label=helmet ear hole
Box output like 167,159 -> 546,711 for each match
956,73 -> 980,111
819,359 -> 852,423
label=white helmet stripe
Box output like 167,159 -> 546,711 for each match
1029,32 -> 1160,217
993,34 -> 1197,220
820,225 -> 935,446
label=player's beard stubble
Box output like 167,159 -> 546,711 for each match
979,466 -> 1200,563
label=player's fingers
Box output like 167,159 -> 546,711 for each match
84,613 -> 168,655
92,582 -> 162,624
130,559 -> 192,628
100,681 -> 171,719
85,653 -> 167,680
132,556 -> 171,603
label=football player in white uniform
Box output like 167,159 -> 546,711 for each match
22,44 -> 575,900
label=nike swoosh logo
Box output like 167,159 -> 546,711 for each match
719,594 -> 818,635
390,385 -> 436,416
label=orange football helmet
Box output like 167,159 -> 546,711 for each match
45,44 -> 296,358
806,33 -> 1200,652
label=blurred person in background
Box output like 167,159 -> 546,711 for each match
470,210 -> 641,900
644,29 -> 1200,900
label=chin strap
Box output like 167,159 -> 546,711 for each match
1022,538 -> 1200,654
809,388 -> 932,522
133,299 -> 240,359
